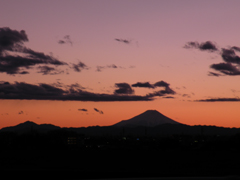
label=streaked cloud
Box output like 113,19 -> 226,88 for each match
115,38 -> 131,44
196,98 -> 240,102
94,108 -> 103,114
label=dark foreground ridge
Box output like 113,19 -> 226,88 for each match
1,110 -> 240,178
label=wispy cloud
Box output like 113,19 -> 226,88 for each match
58,35 -> 73,46
115,38 -> 131,44
71,61 -> 89,72
96,64 -> 121,72
37,65 -> 64,75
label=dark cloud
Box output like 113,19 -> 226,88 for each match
37,65 -> 64,75
18,110 -> 24,114
0,81 -> 152,101
0,27 -> 28,54
185,40 -> 240,76
210,62 -> 240,76
114,83 -> 134,95
184,41 -> 218,52
94,108 -> 103,114
163,96 -> 175,99
196,98 -> 240,102
78,108 -> 88,112
115,38 -> 131,44
153,81 -> 170,88
131,80 -> 176,97
231,46 -> 240,52
72,61 -> 88,72
58,35 -> 72,46
0,27 -> 67,74
221,48 -> 240,64
131,80 -> 171,89
132,82 -> 154,88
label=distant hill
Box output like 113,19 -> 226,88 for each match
112,110 -> 181,127
0,120 -> 60,133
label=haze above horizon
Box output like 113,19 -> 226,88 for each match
1,0 -> 240,128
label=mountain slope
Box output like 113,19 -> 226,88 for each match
112,110 -> 181,127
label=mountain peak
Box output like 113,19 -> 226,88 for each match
143,109 -> 162,114
20,121 -> 38,126
113,110 -> 181,127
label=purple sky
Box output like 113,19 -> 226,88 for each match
1,0 -> 240,128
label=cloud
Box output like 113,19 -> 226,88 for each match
94,108 -> 103,114
147,86 -> 176,97
114,83 -> 134,95
153,80 -> 170,88
210,62 -> 240,76
72,61 -> 88,72
18,110 -> 24,114
37,65 -> 64,75
107,64 -> 118,68
208,72 -> 222,77
115,38 -> 131,44
231,46 -> 240,52
131,80 -> 175,95
196,98 -> 240,102
96,64 -> 121,72
0,81 -> 152,101
132,82 -> 154,88
58,35 -> 72,46
184,41 -> 218,52
0,27 -> 67,74
185,40 -> 240,76
131,80 -> 171,89
221,48 -> 240,64
78,108 -> 88,112
0,27 -> 28,54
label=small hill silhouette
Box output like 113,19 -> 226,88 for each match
0,120 -> 60,133
112,110 -> 181,127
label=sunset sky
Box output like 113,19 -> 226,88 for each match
1,0 -> 240,128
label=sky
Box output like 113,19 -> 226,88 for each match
1,0 -> 240,128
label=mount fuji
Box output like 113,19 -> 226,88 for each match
112,110 -> 181,127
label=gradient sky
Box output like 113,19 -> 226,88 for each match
1,0 -> 240,128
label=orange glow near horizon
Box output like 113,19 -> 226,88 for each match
1,99 -> 240,129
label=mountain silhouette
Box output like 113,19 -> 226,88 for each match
2,110 -> 240,136
112,110 -> 181,127
0,120 -> 60,133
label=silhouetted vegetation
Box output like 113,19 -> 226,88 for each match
1,128 -> 240,178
